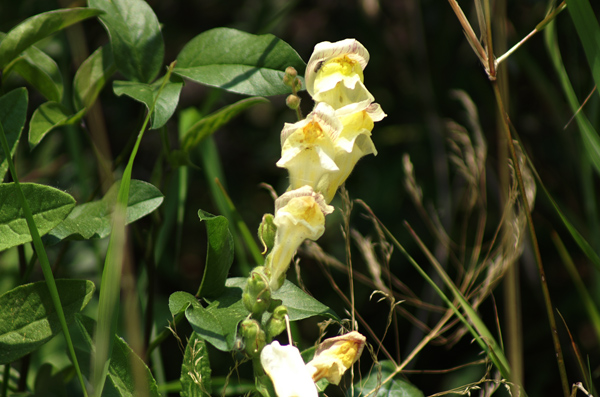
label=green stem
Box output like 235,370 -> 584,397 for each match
491,81 -> 570,397
2,364 -> 9,397
147,311 -> 185,356
0,123 -> 88,397
93,63 -> 177,397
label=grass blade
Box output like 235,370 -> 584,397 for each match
0,121 -> 88,396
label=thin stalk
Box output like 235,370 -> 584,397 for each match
0,123 -> 88,397
491,81 -> 570,397
147,311 -> 186,356
1,364 -> 9,397
446,0 -> 488,67
497,1 -> 566,65
92,62 -> 177,397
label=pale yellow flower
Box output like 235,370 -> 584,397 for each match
305,331 -> 366,385
305,39 -> 373,110
321,103 -> 386,202
261,341 -> 318,397
266,186 -> 333,290
276,102 -> 342,192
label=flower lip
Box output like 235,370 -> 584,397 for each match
305,331 -> 367,385
306,39 -> 370,97
261,341 -> 318,397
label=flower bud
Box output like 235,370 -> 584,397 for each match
240,319 -> 266,357
285,66 -> 298,78
266,305 -> 288,339
258,214 -> 277,254
242,267 -> 271,316
285,94 -> 301,110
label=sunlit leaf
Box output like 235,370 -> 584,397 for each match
174,27 -> 305,96
88,0 -> 164,83
0,8 -> 102,69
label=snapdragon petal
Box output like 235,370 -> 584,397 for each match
305,331 -> 366,385
306,39 -> 369,97
261,341 -> 318,397
277,103 -> 342,190
267,187 -> 333,290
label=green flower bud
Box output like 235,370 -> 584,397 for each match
242,267 -> 271,316
239,319 -> 266,357
266,305 -> 288,339
258,214 -> 277,254
286,95 -> 301,110
285,66 -> 298,79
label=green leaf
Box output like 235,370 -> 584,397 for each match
74,315 -> 161,397
0,279 -> 95,365
174,27 -> 305,96
28,102 -> 85,149
182,97 -> 269,151
349,360 -> 424,397
0,182 -> 76,252
113,76 -> 183,130
180,278 -> 336,352
565,0 -> 600,100
168,291 -> 197,315
0,8 -> 103,70
73,45 -> 116,112
184,286 -> 246,352
180,332 -> 212,397
46,179 -> 163,244
545,17 -> 600,175
88,0 -> 164,83
0,88 -> 28,181
196,210 -> 234,299
0,32 -> 63,103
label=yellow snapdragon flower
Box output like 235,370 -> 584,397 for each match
266,186 -> 333,290
305,39 -> 373,111
261,341 -> 318,397
276,103 -> 342,192
305,331 -> 366,385
321,103 -> 386,202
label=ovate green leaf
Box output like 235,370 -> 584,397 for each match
181,332 -> 212,397
0,88 -> 28,181
0,8 -> 103,69
113,76 -> 183,130
88,0 -> 164,83
28,102 -> 85,149
0,32 -> 63,103
182,97 -> 269,151
46,179 -> 163,244
73,45 -> 116,112
181,278 -> 335,352
196,211 -> 234,299
350,360 -> 424,397
174,27 -> 305,96
74,315 -> 160,397
0,183 -> 76,251
0,279 -> 95,364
